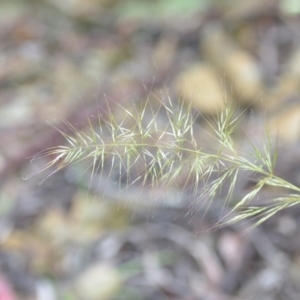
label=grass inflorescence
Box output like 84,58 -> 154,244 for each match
24,90 -> 300,229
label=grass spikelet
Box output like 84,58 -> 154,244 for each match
24,90 -> 300,229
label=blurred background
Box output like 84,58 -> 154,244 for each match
2,0 -> 300,299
